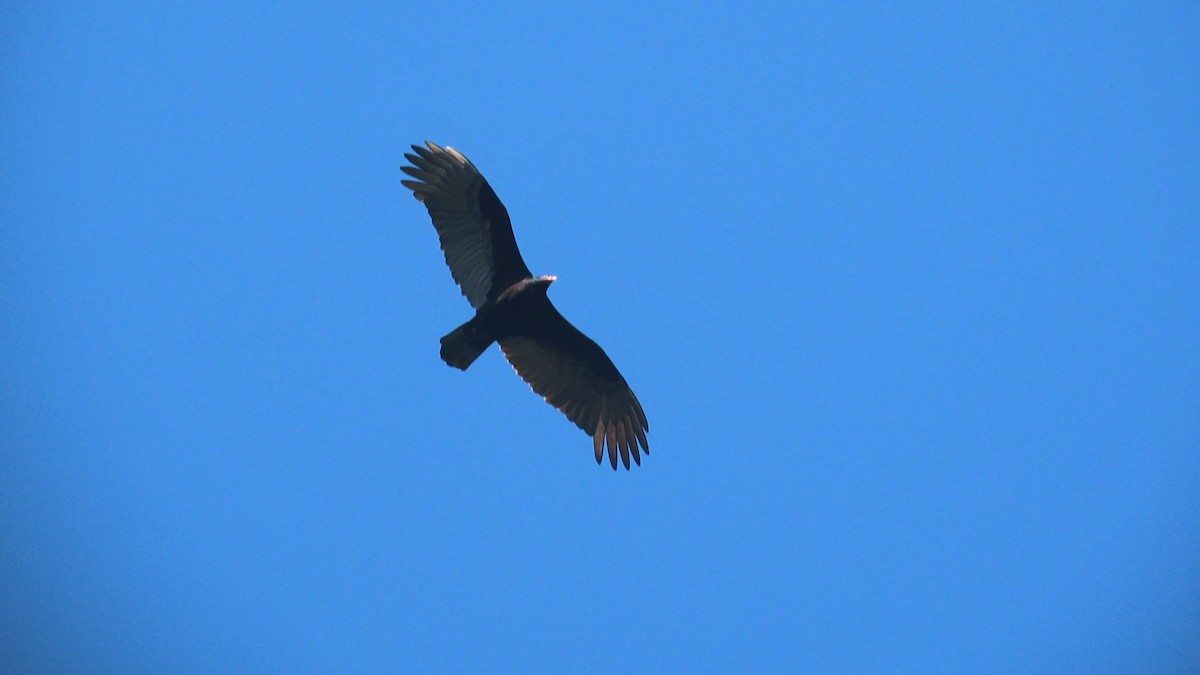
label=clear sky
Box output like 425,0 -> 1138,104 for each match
3,2 -> 1197,673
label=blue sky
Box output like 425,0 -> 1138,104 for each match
3,2 -> 1197,672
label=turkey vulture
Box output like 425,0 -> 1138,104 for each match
401,141 -> 650,470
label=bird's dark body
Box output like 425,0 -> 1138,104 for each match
401,141 -> 648,469
441,279 -> 622,383
438,279 -> 556,371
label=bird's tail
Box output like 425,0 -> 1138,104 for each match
439,319 -> 491,371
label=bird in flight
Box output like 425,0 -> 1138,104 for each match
401,141 -> 650,470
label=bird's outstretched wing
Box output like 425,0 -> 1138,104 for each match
401,142 -> 532,308
499,296 -> 649,470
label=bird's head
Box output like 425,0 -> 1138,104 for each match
498,275 -> 557,302
531,274 -> 557,295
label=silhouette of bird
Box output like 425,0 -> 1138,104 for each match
401,142 -> 649,470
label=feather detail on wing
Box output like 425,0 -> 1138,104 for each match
401,142 -> 532,308
500,332 -> 649,470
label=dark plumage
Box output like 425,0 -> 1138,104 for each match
401,141 -> 650,470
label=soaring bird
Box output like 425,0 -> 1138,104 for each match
401,141 -> 650,470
